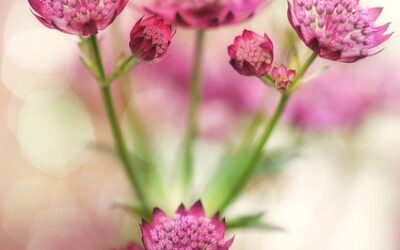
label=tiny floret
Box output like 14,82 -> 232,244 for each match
288,0 -> 392,62
228,30 -> 274,77
140,201 -> 233,250
129,16 -> 174,62
271,65 -> 296,92
28,0 -> 129,36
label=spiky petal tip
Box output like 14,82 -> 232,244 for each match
140,201 -> 233,250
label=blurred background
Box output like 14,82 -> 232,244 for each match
1,0 -> 400,249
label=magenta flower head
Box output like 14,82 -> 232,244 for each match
288,0 -> 392,62
144,0 -> 268,29
228,30 -> 274,77
129,16 -> 174,62
141,201 -> 233,250
271,64 -> 296,92
28,0 -> 129,36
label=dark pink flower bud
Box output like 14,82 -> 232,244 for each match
28,0 -> 129,36
141,201 -> 233,250
288,0 -> 392,62
271,64 -> 296,92
129,16 -> 174,62
228,30 -> 274,77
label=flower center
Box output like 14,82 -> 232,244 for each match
149,214 -> 225,250
41,0 -> 117,23
236,38 -> 272,71
294,0 -> 377,54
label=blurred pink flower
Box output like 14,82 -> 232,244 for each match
228,30 -> 274,77
130,16 -> 174,62
144,0 -> 268,29
28,0 -> 129,36
271,64 -> 296,92
285,61 -> 393,131
288,0 -> 391,62
141,201 -> 233,250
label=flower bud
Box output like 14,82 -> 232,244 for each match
271,64 -> 296,92
228,30 -> 274,77
129,16 -> 174,62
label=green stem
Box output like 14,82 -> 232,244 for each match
87,35 -> 149,209
182,30 -> 206,193
217,52 -> 318,212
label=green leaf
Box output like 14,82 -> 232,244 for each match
227,212 -> 284,231
202,148 -> 255,215
113,202 -> 152,221
109,55 -> 139,83
78,37 -> 101,80
253,148 -> 298,177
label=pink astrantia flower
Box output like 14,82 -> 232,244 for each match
228,30 -> 274,77
28,0 -> 129,36
144,0 -> 268,29
271,64 -> 296,92
287,0 -> 391,62
130,16 -> 174,61
141,201 -> 233,250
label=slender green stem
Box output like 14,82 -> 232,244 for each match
217,52 -> 318,212
182,30 -> 206,193
87,35 -> 149,210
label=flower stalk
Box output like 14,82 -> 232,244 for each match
86,35 -> 150,210
181,30 -> 206,195
204,52 -> 317,214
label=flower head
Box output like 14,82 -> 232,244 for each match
28,0 -> 129,36
271,64 -> 296,92
129,16 -> 174,62
228,30 -> 274,77
144,0 -> 268,29
141,201 -> 233,250
288,0 -> 391,62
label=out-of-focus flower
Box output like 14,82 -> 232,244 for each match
271,64 -> 296,92
228,30 -> 274,77
141,201 -> 233,250
285,62 -> 391,131
28,0 -> 129,36
287,0 -> 391,62
144,0 -> 268,29
129,16 -> 174,61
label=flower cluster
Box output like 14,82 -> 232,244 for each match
28,0 -> 129,36
288,0 -> 391,62
228,30 -> 296,92
141,201 -> 233,250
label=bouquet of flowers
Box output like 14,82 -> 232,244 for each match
24,0 -> 392,249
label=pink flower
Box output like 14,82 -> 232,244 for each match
228,30 -> 274,77
285,61 -> 392,131
144,0 -> 268,29
141,201 -> 233,250
271,64 -> 296,92
288,0 -> 391,62
130,16 -> 174,61
28,0 -> 129,36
